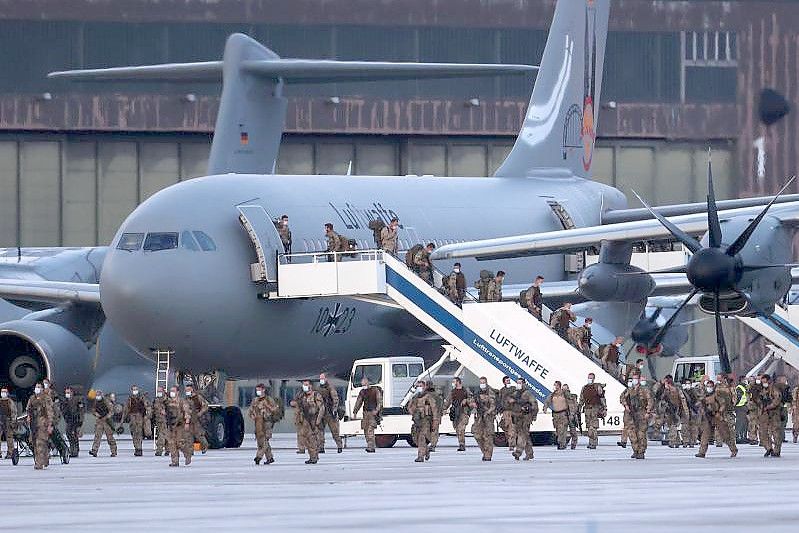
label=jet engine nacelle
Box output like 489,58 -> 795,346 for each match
0,320 -> 93,399
578,263 -> 655,302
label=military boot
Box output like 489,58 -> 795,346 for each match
254,457 -> 261,465
695,452 -> 706,458
134,449 -> 143,457
414,457 -> 424,462
266,457 -> 275,464
89,450 -> 98,457
305,458 -> 318,464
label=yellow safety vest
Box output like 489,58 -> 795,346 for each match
735,384 -> 748,407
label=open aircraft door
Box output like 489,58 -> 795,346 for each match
237,205 -> 282,282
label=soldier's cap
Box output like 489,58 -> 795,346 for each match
256,383 -> 266,389
426,242 -> 435,248
281,214 -> 288,219
497,270 -> 506,277
454,262 -> 461,267
761,374 -> 771,380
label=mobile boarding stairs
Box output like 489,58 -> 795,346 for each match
271,249 -> 626,437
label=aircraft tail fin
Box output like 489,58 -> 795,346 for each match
50,35 -> 535,176
494,0 -> 610,179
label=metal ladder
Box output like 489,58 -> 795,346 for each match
153,349 -> 173,450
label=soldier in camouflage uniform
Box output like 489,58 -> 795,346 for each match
578,373 -> 606,449
164,385 -> 193,467
317,373 -> 343,453
511,378 -> 537,461
325,223 -> 342,262
445,263 -> 467,307
758,374 -> 784,457
248,383 -> 279,465
598,337 -> 623,376
747,377 -> 762,445
407,380 -> 439,462
426,382 -> 443,452
26,383 -> 55,469
680,380 -> 700,447
443,377 -> 472,451
563,384 -> 579,449
792,383 -> 799,444
543,381 -> 570,450
660,376 -> 688,448
524,275 -> 544,320
123,384 -> 148,456
61,387 -> 85,457
185,384 -> 209,453
485,271 -> 505,302
619,373 -> 654,459
277,214 -> 292,254
0,386 -> 17,459
469,377 -> 497,461
291,379 -> 325,464
695,379 -> 737,458
353,376 -> 382,453
498,376 -> 517,451
152,386 -> 169,456
42,379 -> 61,427
567,318 -> 593,356
90,390 -> 118,457
550,303 -> 575,341
412,243 -> 436,284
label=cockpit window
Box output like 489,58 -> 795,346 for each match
180,230 -> 200,251
193,231 -> 217,252
117,233 -> 144,251
143,232 -> 178,252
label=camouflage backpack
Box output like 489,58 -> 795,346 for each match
368,219 -> 385,247
269,397 -> 285,424
474,270 -> 494,301
406,244 -> 424,270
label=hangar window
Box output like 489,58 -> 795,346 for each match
117,233 -> 144,251
193,231 -> 217,252
143,232 -> 178,252
352,364 -> 382,387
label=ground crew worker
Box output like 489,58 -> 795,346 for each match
660,376 -> 687,448
695,379 -> 738,458
408,380 -> 439,462
578,373 -> 606,449
26,383 -> 54,469
185,384 -> 209,454
734,376 -> 749,443
353,376 -> 382,453
413,243 -> 436,284
0,386 -> 17,459
563,384 -> 579,449
550,302 -> 575,340
485,271 -> 505,302
758,374 -> 783,457
543,381 -> 570,449
90,389 -> 118,457
164,385 -> 193,467
248,383 -> 279,465
443,377 -> 472,451
152,386 -> 169,456
277,214 -> 292,254
380,217 -> 399,256
426,381 -> 443,452
511,378 -> 537,460
525,275 -> 544,320
61,387 -> 84,458
324,223 -> 342,262
792,383 -> 799,443
317,373 -> 343,453
122,384 -> 148,456
598,337 -> 624,376
470,377 -> 496,461
619,373 -> 654,459
498,376 -> 517,450
291,379 -> 324,464
446,263 -> 467,307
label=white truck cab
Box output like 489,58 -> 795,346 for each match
345,356 -> 425,418
671,355 -> 722,383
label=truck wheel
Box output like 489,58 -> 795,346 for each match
493,432 -> 508,448
375,434 -> 397,448
206,407 -> 227,449
404,436 -> 416,448
224,406 -> 245,448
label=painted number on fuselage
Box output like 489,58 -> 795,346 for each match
312,303 -> 356,337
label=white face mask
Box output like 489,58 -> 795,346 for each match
131,389 -> 139,396
34,387 -> 43,395
706,386 -> 714,394
681,384 -> 689,390
0,391 -> 7,399
110,395 -> 116,402
43,382 -> 50,389
762,382 -> 769,388
631,379 -> 639,387
65,393 -> 72,399
453,268 -> 460,273
640,380 -> 647,386
256,389 -> 263,397
637,364 -> 644,370
515,383 -> 522,390
169,391 -> 176,399
587,378 -> 594,384
627,381 -> 633,388
452,382 -> 458,388
156,391 -> 163,398
302,385 -> 310,393
479,383 -> 487,390
185,391 -> 192,397
319,379 -> 326,386
416,386 -> 424,394
96,394 -> 103,400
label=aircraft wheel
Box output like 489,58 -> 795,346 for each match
375,434 -> 397,448
224,406 -> 245,448
11,448 -> 19,466
206,407 -> 227,450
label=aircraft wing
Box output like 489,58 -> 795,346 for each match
432,201 -> 799,261
0,279 -> 100,306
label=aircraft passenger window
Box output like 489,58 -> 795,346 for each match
193,231 -> 217,251
408,363 -> 423,378
392,364 -> 408,378
351,364 -> 382,387
180,230 -> 200,251
117,233 -> 144,251
143,232 -> 179,252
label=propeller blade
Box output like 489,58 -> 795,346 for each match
706,154 -> 723,248
614,266 -> 687,276
726,176 -> 796,256
714,291 -> 731,374
631,190 -> 703,254
742,263 -> 799,271
651,307 -> 663,322
651,287 -> 699,347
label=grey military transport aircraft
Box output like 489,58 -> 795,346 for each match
0,0 -> 797,442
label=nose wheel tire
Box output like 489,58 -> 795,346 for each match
375,434 -> 397,448
224,406 -> 244,448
